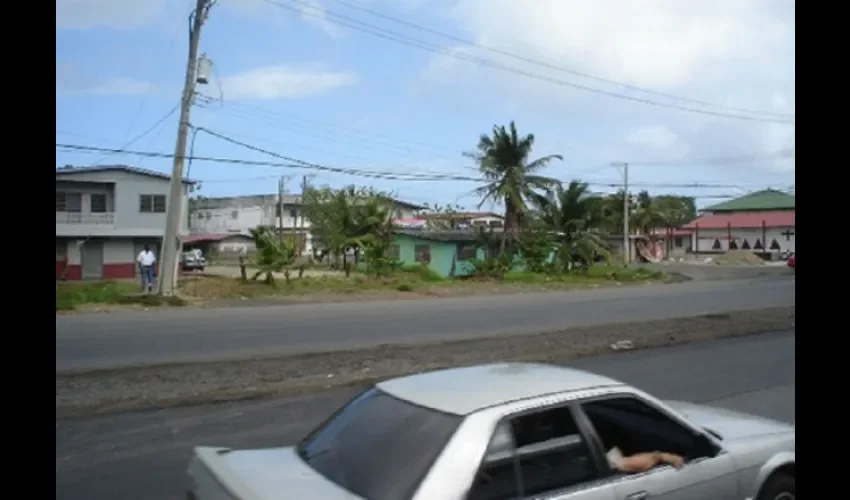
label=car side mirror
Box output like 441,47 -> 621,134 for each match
694,433 -> 720,458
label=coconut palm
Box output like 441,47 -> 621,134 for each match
465,121 -> 562,252
535,180 -> 610,270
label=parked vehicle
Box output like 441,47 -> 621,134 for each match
786,253 -> 795,269
185,363 -> 794,500
181,251 -> 206,272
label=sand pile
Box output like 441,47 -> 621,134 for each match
712,250 -> 766,266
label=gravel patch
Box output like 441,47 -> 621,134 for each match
56,306 -> 794,419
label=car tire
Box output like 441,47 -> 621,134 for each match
758,472 -> 795,500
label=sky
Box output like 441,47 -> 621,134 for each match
56,0 -> 795,210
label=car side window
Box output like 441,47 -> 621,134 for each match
467,405 -> 601,500
580,397 -> 707,463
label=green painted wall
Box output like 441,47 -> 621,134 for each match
392,234 -> 485,278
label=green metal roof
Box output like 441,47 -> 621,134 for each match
703,189 -> 795,212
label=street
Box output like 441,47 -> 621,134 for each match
56,276 -> 795,371
56,330 -> 795,500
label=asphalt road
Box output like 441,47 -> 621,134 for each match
55,330 -> 795,500
56,276 -> 795,372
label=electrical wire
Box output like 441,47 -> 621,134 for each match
325,0 -> 793,120
267,0 -> 793,124
56,141 -> 778,190
87,104 -> 179,166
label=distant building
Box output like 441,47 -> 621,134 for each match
55,165 -> 194,280
395,212 -> 504,231
682,189 -> 795,254
189,193 -> 425,254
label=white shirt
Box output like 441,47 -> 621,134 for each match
137,250 -> 156,266
606,447 -> 624,469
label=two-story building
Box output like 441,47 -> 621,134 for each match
189,193 -> 425,254
56,165 -> 193,280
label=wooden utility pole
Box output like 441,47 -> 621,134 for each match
278,176 -> 286,245
611,162 -> 630,267
158,0 -> 214,296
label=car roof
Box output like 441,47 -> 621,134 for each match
376,362 -> 623,416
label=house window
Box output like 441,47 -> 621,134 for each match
140,194 -> 167,213
457,243 -> 476,260
414,244 -> 431,264
388,243 -> 400,261
290,209 -> 298,219
56,192 -> 82,212
90,193 -> 107,213
674,236 -> 683,248
231,210 -> 239,219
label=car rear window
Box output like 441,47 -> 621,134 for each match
297,387 -> 462,500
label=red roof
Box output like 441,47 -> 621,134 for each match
182,233 -> 237,244
683,211 -> 795,230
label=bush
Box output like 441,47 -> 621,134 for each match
401,263 -> 444,282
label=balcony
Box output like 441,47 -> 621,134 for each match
56,211 -> 116,225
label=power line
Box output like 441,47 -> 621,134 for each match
626,148 -> 795,167
325,0 -> 793,120
88,104 -> 179,166
268,0 -> 793,124
56,142 -> 774,190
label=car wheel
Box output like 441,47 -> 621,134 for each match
758,472 -> 795,500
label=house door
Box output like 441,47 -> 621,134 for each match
81,240 -> 104,280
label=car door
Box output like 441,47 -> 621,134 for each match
466,404 -> 617,500
573,396 -> 738,500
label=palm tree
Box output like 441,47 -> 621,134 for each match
535,180 -> 610,271
466,121 -> 562,252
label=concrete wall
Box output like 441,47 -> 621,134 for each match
56,170 -> 191,237
393,234 -> 485,277
56,237 -> 167,281
689,226 -> 795,253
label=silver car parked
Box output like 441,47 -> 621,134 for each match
186,362 -> 794,500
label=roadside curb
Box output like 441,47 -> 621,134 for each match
56,306 -> 794,419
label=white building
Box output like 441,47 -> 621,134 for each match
681,189 -> 795,254
189,193 -> 425,254
56,165 -> 193,280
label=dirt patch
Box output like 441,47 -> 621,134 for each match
711,250 -> 770,266
55,306 -> 794,419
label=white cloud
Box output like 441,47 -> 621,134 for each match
221,65 -> 360,100
420,0 -> 795,175
56,0 -> 169,29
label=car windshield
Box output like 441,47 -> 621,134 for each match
297,387 -> 462,500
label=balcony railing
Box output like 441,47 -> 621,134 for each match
56,211 -> 115,225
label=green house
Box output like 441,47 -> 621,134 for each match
391,231 -> 487,278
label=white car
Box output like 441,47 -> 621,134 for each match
186,363 -> 794,500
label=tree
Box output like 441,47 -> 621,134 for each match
465,121 -> 562,253
248,226 -> 297,285
534,181 -> 610,271
301,184 -> 401,276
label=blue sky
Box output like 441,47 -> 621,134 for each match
56,0 -> 795,210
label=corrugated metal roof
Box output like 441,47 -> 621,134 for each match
683,211 -> 795,230
702,189 -> 794,212
56,165 -> 196,184
182,233 -> 249,244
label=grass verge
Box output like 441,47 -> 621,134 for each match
56,305 -> 794,419
56,281 -> 188,311
177,264 -> 667,302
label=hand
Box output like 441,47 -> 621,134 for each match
661,453 -> 685,469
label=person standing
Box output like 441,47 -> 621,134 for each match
137,245 -> 157,293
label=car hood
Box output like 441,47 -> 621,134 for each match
190,446 -> 363,500
664,400 -> 793,441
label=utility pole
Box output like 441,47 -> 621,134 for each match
278,176 -> 287,245
611,162 -> 630,267
158,0 -> 214,296
298,174 -> 315,255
